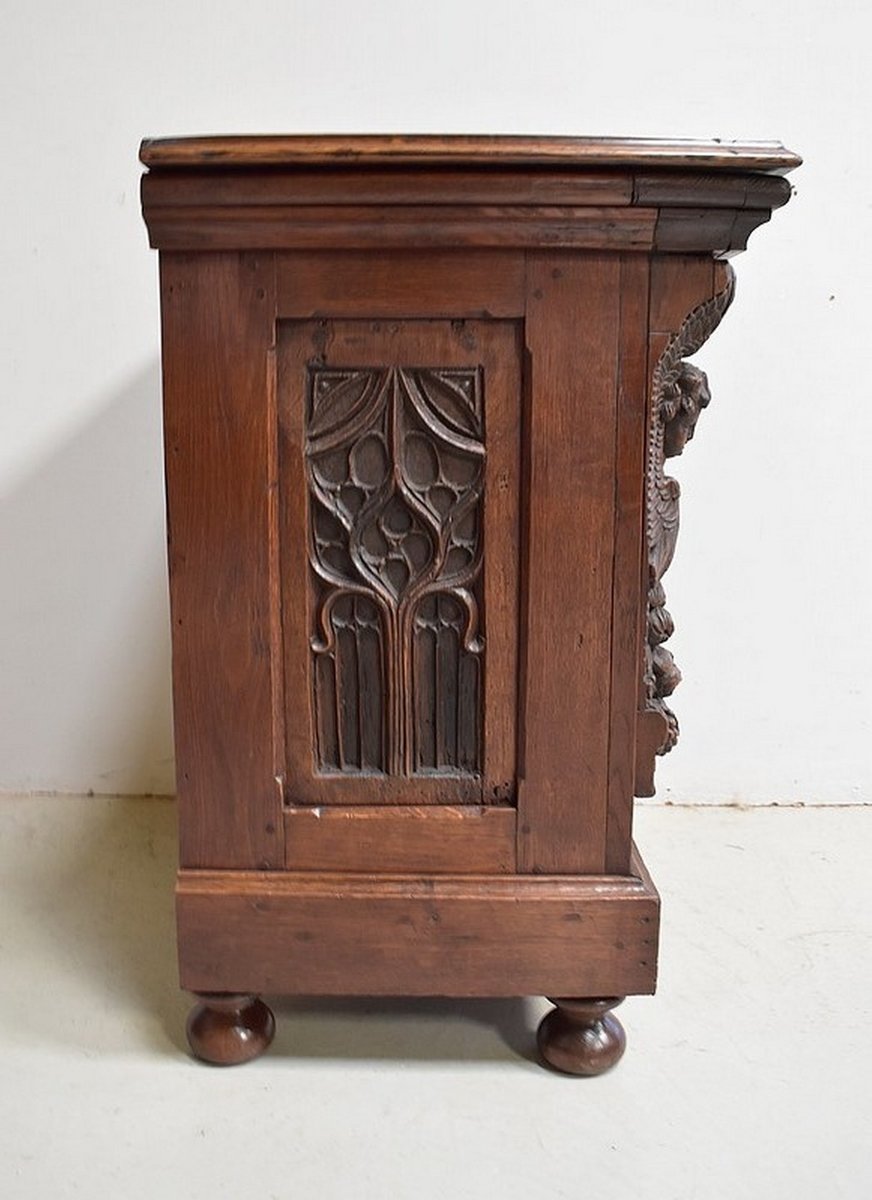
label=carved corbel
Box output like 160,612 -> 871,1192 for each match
640,265 -> 736,777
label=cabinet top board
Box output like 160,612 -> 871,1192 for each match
139,134 -> 801,175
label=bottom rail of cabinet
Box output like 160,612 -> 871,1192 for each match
176,846 -> 659,998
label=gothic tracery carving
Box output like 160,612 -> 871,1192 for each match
306,366 -> 485,776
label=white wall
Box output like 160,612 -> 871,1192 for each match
1,0 -> 869,802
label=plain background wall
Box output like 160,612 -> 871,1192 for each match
1,0 -> 869,803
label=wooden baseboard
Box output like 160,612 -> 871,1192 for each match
176,848 -> 659,998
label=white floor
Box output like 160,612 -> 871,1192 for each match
0,796 -> 868,1200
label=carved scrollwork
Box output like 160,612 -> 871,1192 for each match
306,366 -> 485,777
644,266 -> 736,753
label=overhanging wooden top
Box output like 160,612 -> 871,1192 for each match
140,134 -> 801,175
140,135 -> 799,255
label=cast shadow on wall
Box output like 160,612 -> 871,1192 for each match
0,363 -> 537,1065
0,361 -> 187,1051
0,786 -> 541,1063
0,360 -> 175,797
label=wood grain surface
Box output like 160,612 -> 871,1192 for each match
275,250 -> 526,319
142,203 -> 658,252
606,255 -> 650,871
177,854 -> 659,997
141,134 -> 800,173
159,252 -> 284,869
516,254 -> 619,874
284,805 -> 516,873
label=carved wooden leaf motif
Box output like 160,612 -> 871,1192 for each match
645,266 -> 736,753
307,366 -> 485,777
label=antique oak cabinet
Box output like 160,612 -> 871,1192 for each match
139,135 -> 798,1073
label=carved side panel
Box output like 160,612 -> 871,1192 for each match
644,265 -> 736,753
306,366 -> 484,777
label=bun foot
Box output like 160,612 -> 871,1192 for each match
186,993 -> 275,1065
537,997 -> 626,1076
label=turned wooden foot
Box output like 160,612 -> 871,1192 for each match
537,997 -> 626,1076
186,993 -> 275,1065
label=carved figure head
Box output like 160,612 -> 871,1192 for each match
662,363 -> 711,457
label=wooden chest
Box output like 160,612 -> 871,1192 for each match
140,135 -> 798,1072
